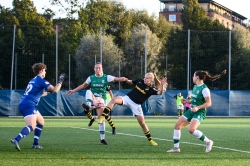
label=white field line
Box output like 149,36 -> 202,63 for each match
71,126 -> 250,154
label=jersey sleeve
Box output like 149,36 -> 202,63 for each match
202,88 -> 210,98
132,79 -> 140,85
85,76 -> 91,84
107,75 -> 115,82
151,87 -> 159,95
38,77 -> 50,89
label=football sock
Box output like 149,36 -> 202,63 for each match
33,124 -> 43,145
144,131 -> 152,141
102,106 -> 111,116
173,129 -> 181,148
193,130 -> 210,142
15,125 -> 33,142
84,110 -> 94,120
99,122 -> 105,140
105,115 -> 115,128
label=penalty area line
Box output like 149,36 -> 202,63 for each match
71,126 -> 250,154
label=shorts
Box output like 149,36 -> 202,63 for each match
121,95 -> 143,116
177,105 -> 184,110
18,104 -> 38,118
183,109 -> 206,123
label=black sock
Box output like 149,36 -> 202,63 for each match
84,110 -> 94,120
102,106 -> 111,116
105,115 -> 115,128
144,131 -> 152,141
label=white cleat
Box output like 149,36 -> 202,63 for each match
167,147 -> 180,153
205,140 -> 213,153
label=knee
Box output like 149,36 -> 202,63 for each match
188,128 -> 195,134
174,123 -> 182,130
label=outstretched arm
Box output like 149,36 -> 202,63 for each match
124,78 -> 133,85
67,82 -> 88,95
46,73 -> 65,94
114,77 -> 127,82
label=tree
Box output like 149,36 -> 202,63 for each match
230,25 -> 250,89
0,0 -> 68,89
75,34 -> 123,89
123,24 -> 162,80
181,0 -> 210,30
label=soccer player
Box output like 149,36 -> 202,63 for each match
167,69 -> 226,153
174,93 -> 184,117
67,62 -> 126,145
83,85 -> 113,126
98,72 -> 167,145
11,63 -> 65,151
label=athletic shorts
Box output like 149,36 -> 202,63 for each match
183,109 -> 206,123
18,104 -> 38,118
177,105 -> 184,110
121,95 -> 143,116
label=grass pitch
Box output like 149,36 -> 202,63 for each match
0,117 -> 250,166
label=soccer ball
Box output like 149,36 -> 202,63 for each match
93,97 -> 105,108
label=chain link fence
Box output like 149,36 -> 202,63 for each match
0,25 -> 248,91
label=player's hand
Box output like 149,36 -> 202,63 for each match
120,77 -> 127,81
59,73 -> 66,84
191,107 -> 198,112
67,90 -> 74,95
161,77 -> 167,85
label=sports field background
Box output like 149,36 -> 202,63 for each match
1,117 -> 250,166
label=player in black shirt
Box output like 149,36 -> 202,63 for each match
98,72 -> 167,145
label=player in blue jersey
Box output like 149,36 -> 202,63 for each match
11,63 -> 65,151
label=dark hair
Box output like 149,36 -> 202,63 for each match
195,70 -> 226,81
32,63 -> 47,75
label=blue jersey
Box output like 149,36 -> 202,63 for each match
19,75 -> 50,107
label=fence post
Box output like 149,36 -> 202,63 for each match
187,29 -> 190,90
144,28 -> 147,75
10,25 -> 16,90
15,53 -> 17,90
69,54 -> 71,90
42,53 -> 44,64
228,30 -> 231,116
228,31 -> 231,91
56,25 -> 58,84
100,27 -> 102,63
166,56 -> 168,77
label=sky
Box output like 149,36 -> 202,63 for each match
1,0 -> 249,20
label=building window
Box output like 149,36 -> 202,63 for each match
169,5 -> 175,11
169,15 -> 176,21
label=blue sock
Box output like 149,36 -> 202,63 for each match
15,125 -> 33,142
33,124 -> 43,145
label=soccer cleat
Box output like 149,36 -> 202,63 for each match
167,147 -> 181,153
88,118 -> 95,127
32,144 -> 43,149
98,116 -> 105,124
149,140 -> 158,146
11,139 -> 21,151
112,127 -> 116,135
82,103 -> 90,111
205,140 -> 213,153
101,139 -> 108,145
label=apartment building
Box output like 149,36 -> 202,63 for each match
159,0 -> 247,29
